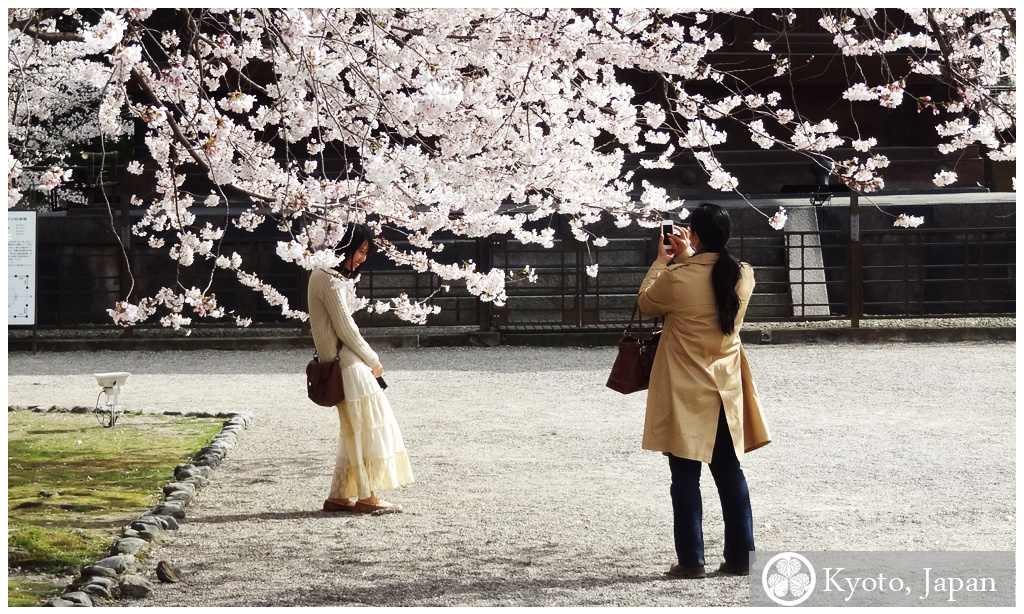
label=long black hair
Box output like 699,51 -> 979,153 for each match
688,203 -> 741,336
337,223 -> 377,277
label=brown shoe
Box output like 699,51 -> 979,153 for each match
323,498 -> 356,513
717,561 -> 750,576
667,563 -> 706,579
352,500 -> 403,515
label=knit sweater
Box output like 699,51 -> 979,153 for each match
307,268 -> 381,369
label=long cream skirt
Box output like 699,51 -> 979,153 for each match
328,361 -> 413,501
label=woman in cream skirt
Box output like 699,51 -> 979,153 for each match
307,223 -> 413,514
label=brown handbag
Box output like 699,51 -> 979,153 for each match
606,303 -> 662,394
306,353 -> 345,406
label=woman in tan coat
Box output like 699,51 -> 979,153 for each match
637,203 -> 770,579
307,223 -> 414,514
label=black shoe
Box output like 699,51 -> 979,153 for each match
667,563 -> 706,579
717,561 -> 750,576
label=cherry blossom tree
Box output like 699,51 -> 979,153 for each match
7,8 -> 1015,327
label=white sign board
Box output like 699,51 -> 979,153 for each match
8,210 -> 37,325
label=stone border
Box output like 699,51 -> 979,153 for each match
7,405 -> 252,606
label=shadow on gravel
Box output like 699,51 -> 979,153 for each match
259,572 -> 690,607
7,347 -> 616,376
187,510 -> 333,524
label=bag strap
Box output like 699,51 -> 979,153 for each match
312,345 -> 343,363
623,302 -> 641,336
625,302 -> 651,340
625,301 -> 664,340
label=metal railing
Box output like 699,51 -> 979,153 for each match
859,228 -> 1015,318
491,226 -> 1015,329
24,216 -> 1016,333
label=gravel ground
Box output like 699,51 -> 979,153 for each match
6,342 -> 1016,607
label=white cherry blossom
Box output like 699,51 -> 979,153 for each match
7,8 -> 1015,328
894,214 -> 925,228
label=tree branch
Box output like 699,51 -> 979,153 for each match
128,66 -> 274,204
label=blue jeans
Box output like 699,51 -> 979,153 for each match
667,407 -> 754,567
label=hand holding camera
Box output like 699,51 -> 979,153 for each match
657,220 -> 690,264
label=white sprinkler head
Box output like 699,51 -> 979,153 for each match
94,372 -> 131,389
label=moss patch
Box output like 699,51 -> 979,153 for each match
7,411 -> 223,605
8,579 -> 68,608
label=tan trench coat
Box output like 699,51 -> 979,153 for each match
637,250 -> 771,463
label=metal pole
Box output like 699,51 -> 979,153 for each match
33,226 -> 39,353
118,176 -> 134,340
298,265 -> 311,336
479,237 -> 495,332
849,192 -> 862,328
576,238 -> 584,328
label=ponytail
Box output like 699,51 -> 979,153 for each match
689,203 -> 741,336
712,247 -> 742,336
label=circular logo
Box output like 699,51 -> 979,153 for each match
761,552 -> 816,606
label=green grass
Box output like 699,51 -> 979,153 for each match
7,411 -> 224,606
7,581 -> 66,607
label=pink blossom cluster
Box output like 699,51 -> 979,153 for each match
768,207 -> 788,231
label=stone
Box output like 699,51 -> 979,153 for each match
163,482 -> 196,495
9,546 -> 31,563
60,592 -> 93,606
156,560 -> 182,583
119,574 -> 153,599
110,537 -> 149,556
69,406 -> 88,414
179,475 -> 210,488
138,515 -> 179,531
154,503 -> 186,519
128,519 -> 166,542
196,446 -> 225,458
136,529 -> 166,545
82,576 -> 115,599
129,520 -> 162,533
164,491 -> 192,504
81,565 -> 117,579
175,468 -> 201,480
196,454 -> 222,468
175,464 -> 213,480
93,555 -> 133,574
161,485 -> 195,499
122,528 -> 140,538
42,597 -> 74,606
133,515 -> 163,528
157,500 -> 186,513
153,515 -> 179,530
